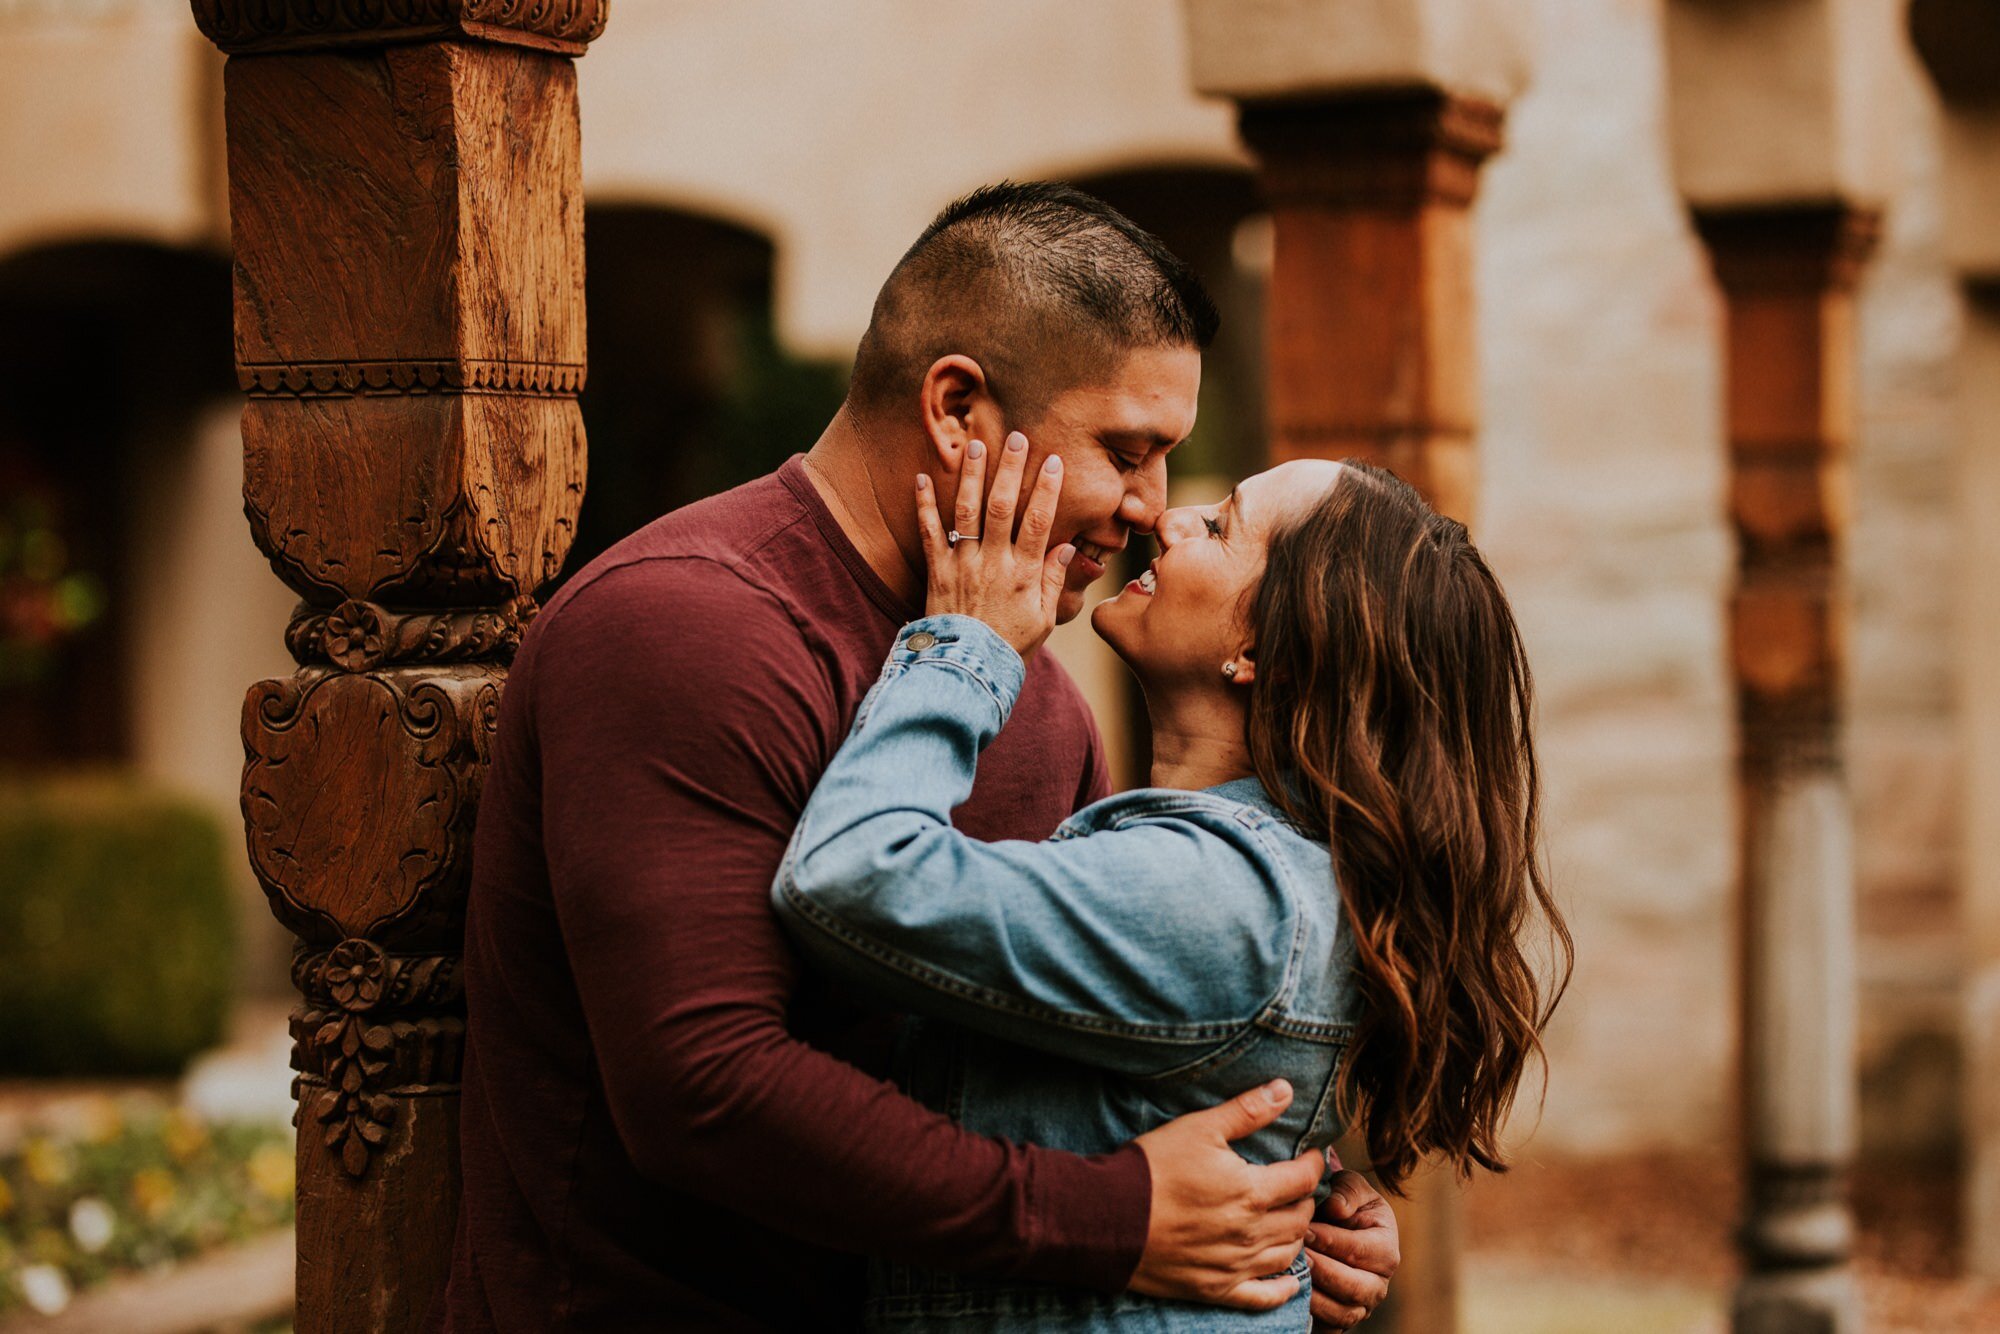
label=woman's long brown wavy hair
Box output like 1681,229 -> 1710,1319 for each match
1245,461 -> 1572,1193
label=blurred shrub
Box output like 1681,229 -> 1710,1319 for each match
0,776 -> 235,1075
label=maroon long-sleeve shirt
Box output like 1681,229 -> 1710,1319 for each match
442,457 -> 1152,1331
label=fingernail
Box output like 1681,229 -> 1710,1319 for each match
1044,455 -> 1061,474
917,474 -> 930,491
967,439 -> 985,459
1006,431 -> 1027,452
1058,544 -> 1076,565
1264,1079 -> 1291,1105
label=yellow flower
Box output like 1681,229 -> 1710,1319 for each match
162,1109 -> 209,1162
247,1144 -> 295,1202
79,1096 -> 122,1145
130,1167 -> 177,1221
21,1138 -> 72,1187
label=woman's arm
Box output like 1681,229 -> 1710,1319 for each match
772,613 -> 1296,1078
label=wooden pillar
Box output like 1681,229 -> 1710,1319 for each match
187,3 -> 602,1328
1692,204 -> 1878,1334
1235,88 -> 1505,1334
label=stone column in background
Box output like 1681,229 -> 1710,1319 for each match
1694,206 -> 1877,1334
188,3 -> 604,1328
1663,4 -> 1901,1327
1906,0 -> 2000,1281
1182,2 -> 1529,1327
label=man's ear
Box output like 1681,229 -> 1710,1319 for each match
920,354 -> 991,476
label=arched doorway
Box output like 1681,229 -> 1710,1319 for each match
567,204 -> 849,579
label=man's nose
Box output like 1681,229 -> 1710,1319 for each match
1120,456 -> 1170,533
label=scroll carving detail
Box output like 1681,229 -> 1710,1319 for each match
242,666 -> 501,947
287,598 -> 534,671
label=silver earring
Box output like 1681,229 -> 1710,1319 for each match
1221,662 -> 1237,679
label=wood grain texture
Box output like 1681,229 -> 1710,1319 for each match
198,3 -> 592,1324
226,44 -> 583,369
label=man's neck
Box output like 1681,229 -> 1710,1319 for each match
800,408 -> 925,607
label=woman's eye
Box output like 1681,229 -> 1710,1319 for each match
1202,515 -> 1223,538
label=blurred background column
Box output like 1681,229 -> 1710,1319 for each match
188,3 -> 605,1329
1906,0 -> 2000,1283
1181,1 -> 1530,1327
1665,2 -> 1899,1330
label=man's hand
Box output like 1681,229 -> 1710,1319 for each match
1128,1079 -> 1326,1311
1304,1154 -> 1400,1330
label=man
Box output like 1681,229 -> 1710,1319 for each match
444,183 -> 1398,1331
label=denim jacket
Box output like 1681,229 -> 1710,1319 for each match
772,615 -> 1362,1332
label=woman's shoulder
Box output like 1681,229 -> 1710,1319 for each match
1056,776 -> 1314,841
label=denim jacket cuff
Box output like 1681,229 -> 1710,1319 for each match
890,614 -> 1026,718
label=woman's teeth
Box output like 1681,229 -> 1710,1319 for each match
1136,569 -> 1156,594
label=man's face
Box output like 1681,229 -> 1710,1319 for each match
998,345 -> 1201,623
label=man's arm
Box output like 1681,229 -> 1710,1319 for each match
531,558 -> 1320,1307
534,558 -> 1141,1286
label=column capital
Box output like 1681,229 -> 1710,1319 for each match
1691,203 -> 1882,297
1182,0 -> 1528,108
191,0 -> 608,57
1238,90 -> 1504,210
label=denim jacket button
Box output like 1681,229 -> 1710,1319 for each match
905,631 -> 938,651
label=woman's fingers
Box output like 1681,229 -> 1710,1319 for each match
914,474 -> 949,567
953,437 -> 987,542
1017,449 -> 1061,558
984,430 -> 1030,539
1042,544 -> 1075,621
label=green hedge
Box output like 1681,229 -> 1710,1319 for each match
0,776 -> 235,1075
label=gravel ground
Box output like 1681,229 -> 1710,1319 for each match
1463,1152 -> 2000,1333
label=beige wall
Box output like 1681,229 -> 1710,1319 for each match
125,400 -> 299,993
0,1 -> 221,256
0,0 -> 1973,1156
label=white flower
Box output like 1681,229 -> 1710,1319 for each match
18,1263 -> 72,1315
69,1197 -> 116,1253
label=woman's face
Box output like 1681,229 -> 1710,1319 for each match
1092,459 -> 1343,687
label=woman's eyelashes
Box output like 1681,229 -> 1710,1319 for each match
1202,514 -> 1223,538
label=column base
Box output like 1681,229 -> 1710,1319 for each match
1731,1266 -> 1860,1334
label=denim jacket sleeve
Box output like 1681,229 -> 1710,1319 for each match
771,614 -> 1299,1079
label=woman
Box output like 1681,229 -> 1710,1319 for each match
772,434 -> 1571,1330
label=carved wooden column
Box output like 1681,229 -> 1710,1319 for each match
1692,205 -> 1877,1334
1232,89 -> 1503,1334
188,3 -> 602,1328
1238,92 -> 1501,525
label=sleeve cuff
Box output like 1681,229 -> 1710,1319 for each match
891,614 -> 1027,717
1020,1140 -> 1152,1292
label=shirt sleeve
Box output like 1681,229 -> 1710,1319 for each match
773,614 -> 1299,1078
530,560 -> 1150,1290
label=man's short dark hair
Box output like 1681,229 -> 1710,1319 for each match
847,181 -> 1219,424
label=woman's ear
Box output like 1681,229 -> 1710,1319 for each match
1225,644 -> 1257,687
920,355 -> 988,477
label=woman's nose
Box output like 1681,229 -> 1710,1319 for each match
1155,506 -> 1195,547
